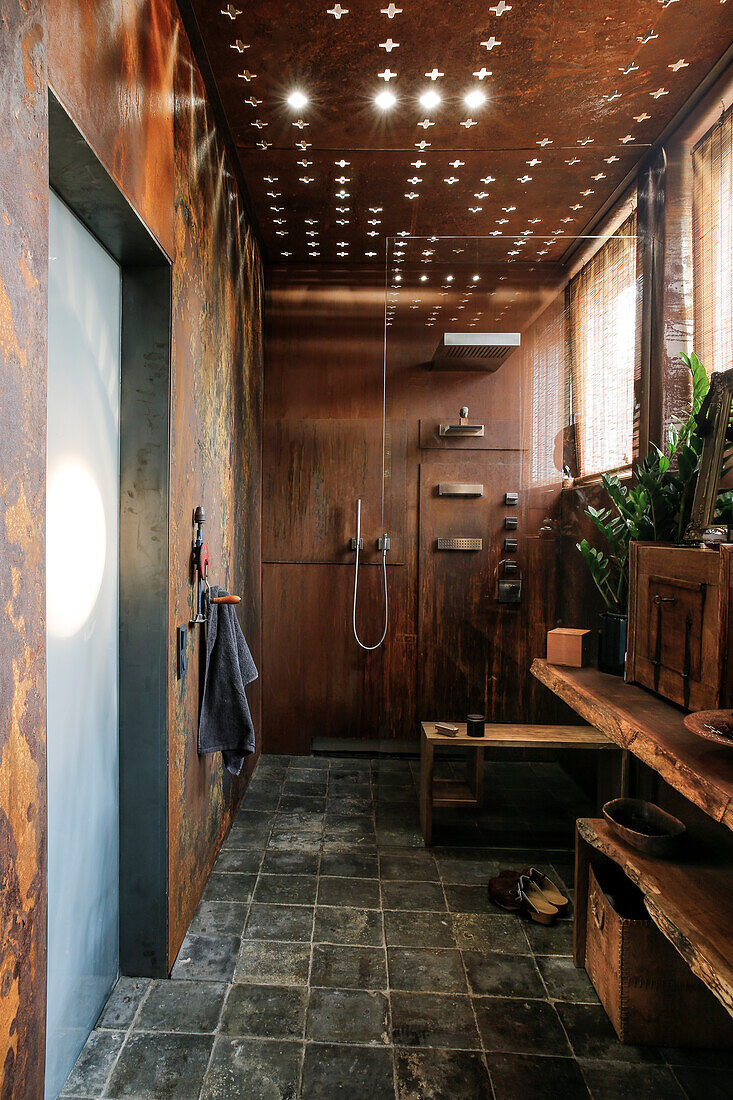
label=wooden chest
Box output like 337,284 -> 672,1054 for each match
627,543 -> 733,710
584,862 -> 733,1047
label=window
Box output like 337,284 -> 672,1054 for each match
693,103 -> 733,376
568,212 -> 639,477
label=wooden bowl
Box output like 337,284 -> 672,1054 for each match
683,710 -> 733,748
603,798 -> 686,858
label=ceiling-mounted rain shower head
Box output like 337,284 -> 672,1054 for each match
430,332 -> 521,372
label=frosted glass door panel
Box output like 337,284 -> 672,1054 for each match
46,190 -> 121,1099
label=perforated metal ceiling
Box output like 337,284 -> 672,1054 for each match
190,0 -> 733,264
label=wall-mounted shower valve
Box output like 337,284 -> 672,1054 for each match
505,515 -> 518,530
377,534 -> 391,552
350,537 -> 364,551
504,492 -> 519,505
504,537 -> 518,552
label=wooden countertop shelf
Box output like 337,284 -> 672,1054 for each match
531,659 -> 733,831
576,817 -> 733,1017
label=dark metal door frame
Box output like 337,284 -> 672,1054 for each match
49,89 -> 171,976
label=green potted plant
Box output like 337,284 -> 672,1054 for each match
576,353 -> 723,674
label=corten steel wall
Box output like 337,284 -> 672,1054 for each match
0,1 -> 49,1097
263,268 -> 565,754
0,1 -> 263,1095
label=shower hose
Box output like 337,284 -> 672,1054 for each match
352,498 -> 389,651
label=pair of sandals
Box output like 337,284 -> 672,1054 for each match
488,867 -> 569,925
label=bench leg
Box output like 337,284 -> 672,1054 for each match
467,746 -> 484,806
419,736 -> 434,847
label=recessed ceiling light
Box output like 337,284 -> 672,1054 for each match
394,274 -> 402,281
464,89 -> 486,109
287,90 -> 308,109
375,90 -> 397,110
446,275 -> 454,282
419,89 -> 441,109
472,274 -> 480,282
420,275 -> 428,282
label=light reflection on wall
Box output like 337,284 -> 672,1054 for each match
46,458 -> 107,638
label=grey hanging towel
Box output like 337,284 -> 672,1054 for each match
198,585 -> 258,776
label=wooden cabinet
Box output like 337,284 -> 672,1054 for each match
627,543 -> 733,710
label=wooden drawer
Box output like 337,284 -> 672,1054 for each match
628,543 -> 733,710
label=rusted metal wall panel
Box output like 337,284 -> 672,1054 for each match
167,28 -> 263,963
0,2 -> 49,1096
263,267 -> 563,752
1,2 -> 263,1093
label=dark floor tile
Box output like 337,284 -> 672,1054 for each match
395,1047 -> 493,1100
188,901 -> 249,939
322,824 -> 376,848
474,996 -> 572,1056
556,1002 -> 662,1064
318,876 -> 381,909
381,881 -> 446,912
289,756 -> 330,770
278,794 -> 327,814
388,947 -> 467,994
135,979 -> 227,1033
260,849 -> 320,876
310,944 -> 388,990
202,872 -> 257,904
383,910 -> 455,949
234,940 -> 311,986
661,1047 -> 733,1069
171,933 -> 240,983
300,1042 -> 395,1100
671,1066 -> 733,1099
200,1037 -> 303,1100
536,956 -> 599,1003
580,1060 -> 686,1100
103,1032 -> 213,1099
390,992 -> 480,1050
314,906 -> 384,947
523,916 -> 575,957
462,951 -> 544,998
239,789 -> 282,811
283,779 -> 328,797
326,798 -> 374,816
379,851 -> 438,881
61,1029 -> 126,1096
451,913 -> 530,954
319,850 -> 379,878
96,977 -> 151,1029
444,884 -> 493,913
487,1053 -> 590,1100
435,857 -> 500,885
244,902 -> 314,942
275,811 -> 324,833
213,848 -> 263,875
267,832 -> 322,854
219,983 -> 308,1039
253,874 -> 318,906
376,826 -> 424,849
223,825 -> 270,852
306,988 -> 390,1045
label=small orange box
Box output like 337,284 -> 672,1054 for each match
547,627 -> 591,668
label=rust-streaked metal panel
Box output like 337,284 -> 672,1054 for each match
263,418 -> 406,564
167,28 -> 264,965
0,1 -> 48,1096
46,0 -> 177,258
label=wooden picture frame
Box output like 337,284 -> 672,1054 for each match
683,367 -> 733,544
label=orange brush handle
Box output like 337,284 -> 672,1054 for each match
210,594 -> 241,604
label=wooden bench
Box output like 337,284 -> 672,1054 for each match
419,721 -> 614,846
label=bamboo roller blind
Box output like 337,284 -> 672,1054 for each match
693,103 -> 733,377
569,213 -> 638,477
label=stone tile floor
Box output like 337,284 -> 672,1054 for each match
61,754 -> 733,1099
